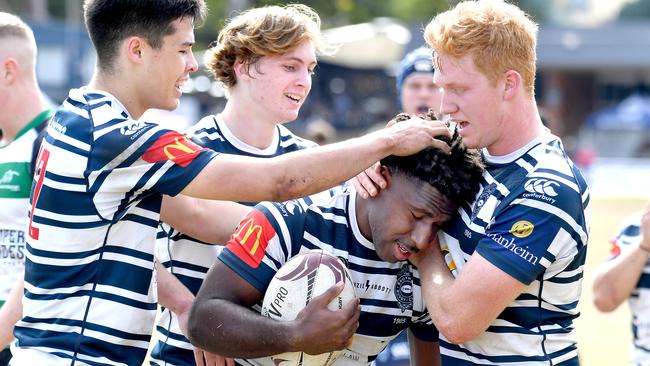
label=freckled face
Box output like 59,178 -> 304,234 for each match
244,40 -> 317,124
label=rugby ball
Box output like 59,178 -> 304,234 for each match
260,249 -> 357,366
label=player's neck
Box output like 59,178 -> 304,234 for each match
486,99 -> 545,156
221,100 -> 279,149
354,193 -> 373,241
0,84 -> 46,144
88,70 -> 146,119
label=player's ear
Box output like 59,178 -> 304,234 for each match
1,58 -> 19,85
233,58 -> 252,81
502,69 -> 521,101
125,36 -> 146,64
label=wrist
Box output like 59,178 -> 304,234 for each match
169,295 -> 194,316
374,129 -> 396,156
284,321 -> 301,352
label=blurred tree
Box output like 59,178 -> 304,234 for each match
511,0 -> 551,23
202,0 -> 451,29
196,0 -> 453,47
619,0 -> 650,19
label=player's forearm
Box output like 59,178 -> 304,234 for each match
184,119 -> 450,202
0,276 -> 24,347
155,260 -> 193,315
416,253 -> 463,337
187,298 -> 296,358
161,196 -> 250,244
592,245 -> 648,312
267,134 -> 393,201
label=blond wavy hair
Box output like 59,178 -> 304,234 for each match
425,0 -> 538,98
205,4 -> 329,89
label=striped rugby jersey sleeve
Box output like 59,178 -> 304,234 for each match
89,119 -> 216,199
476,178 -> 586,285
220,200 -> 306,292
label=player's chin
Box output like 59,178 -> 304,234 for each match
280,110 -> 300,124
377,244 -> 403,263
157,98 -> 181,112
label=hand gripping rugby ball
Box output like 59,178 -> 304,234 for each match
261,249 -> 357,366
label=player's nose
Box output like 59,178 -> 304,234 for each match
411,221 -> 434,250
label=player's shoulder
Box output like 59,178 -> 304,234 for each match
185,115 -> 218,137
525,136 -> 587,196
257,191 -> 349,226
277,124 -> 319,150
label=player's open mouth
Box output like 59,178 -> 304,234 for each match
285,93 -> 302,103
395,241 -> 412,261
458,121 -> 469,129
397,241 -> 412,254
175,79 -> 188,93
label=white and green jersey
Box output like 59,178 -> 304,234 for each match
0,109 -> 52,306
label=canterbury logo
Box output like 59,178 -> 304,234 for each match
277,252 -> 346,284
119,121 -> 147,136
234,218 -> 263,255
524,179 -> 559,197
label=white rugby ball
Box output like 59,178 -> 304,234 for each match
260,249 -> 357,366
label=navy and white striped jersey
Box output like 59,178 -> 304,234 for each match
11,88 -> 216,366
606,218 -> 650,365
219,190 -> 437,366
439,133 -> 590,365
150,114 -> 334,366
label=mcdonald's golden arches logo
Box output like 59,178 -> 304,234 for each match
142,131 -> 206,167
227,209 -> 276,268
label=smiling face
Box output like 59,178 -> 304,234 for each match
240,40 -> 316,123
366,173 -> 454,263
434,53 -> 506,151
141,17 -> 198,112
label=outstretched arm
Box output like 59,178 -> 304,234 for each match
188,260 -> 360,358
160,197 -> 250,244
182,118 -> 451,203
593,204 -> 650,312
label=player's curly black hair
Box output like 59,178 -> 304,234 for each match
380,111 -> 485,208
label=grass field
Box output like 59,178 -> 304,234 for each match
577,196 -> 648,365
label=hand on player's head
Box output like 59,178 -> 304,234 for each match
350,162 -> 388,199
382,116 -> 451,157
356,111 -> 448,199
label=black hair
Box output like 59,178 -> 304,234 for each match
380,111 -> 485,207
83,0 -> 207,71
